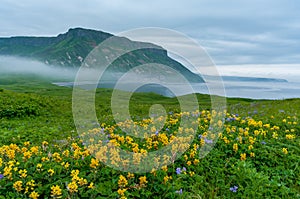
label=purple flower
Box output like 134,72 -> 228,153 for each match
165,128 -> 169,131
205,138 -> 213,144
155,131 -> 159,136
0,174 -> 4,179
176,167 -> 181,175
182,167 -> 186,172
230,186 -> 238,192
261,141 -> 266,145
175,189 -> 183,194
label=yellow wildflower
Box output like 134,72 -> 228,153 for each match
88,182 -> 94,189
48,169 -> 55,176
29,191 -> 39,199
118,175 -> 128,187
13,181 -> 23,192
19,169 -> 27,178
186,161 -> 192,166
117,188 -> 127,196
282,148 -> 288,154
90,158 -> 99,169
139,176 -> 147,186
233,143 -> 238,152
240,153 -> 246,161
67,181 -> 78,193
51,185 -> 62,198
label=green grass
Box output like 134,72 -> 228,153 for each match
0,74 -> 299,198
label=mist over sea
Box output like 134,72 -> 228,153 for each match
1,56 -> 300,100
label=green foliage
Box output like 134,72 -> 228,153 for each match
0,75 -> 299,198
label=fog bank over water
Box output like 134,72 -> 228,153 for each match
0,56 -> 77,80
216,64 -> 300,83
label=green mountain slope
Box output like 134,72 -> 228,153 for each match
0,28 -> 203,83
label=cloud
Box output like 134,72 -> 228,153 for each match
0,0 -> 299,66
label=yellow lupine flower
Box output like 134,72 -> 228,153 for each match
139,176 -> 148,186
88,182 -> 94,189
127,172 -> 134,179
186,161 -> 192,166
240,153 -> 246,161
118,175 -> 128,187
282,148 -> 288,154
48,169 -> 55,176
13,181 -> 23,192
117,188 -> 127,196
51,185 -> 62,198
67,181 -> 78,193
90,158 -> 99,169
29,191 -> 39,199
19,169 -> 27,178
233,143 -> 238,152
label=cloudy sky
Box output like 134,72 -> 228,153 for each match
1,0 -> 300,69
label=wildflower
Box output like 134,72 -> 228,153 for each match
52,152 -> 62,162
19,169 -> 27,178
230,185 -> 238,192
67,181 -> 78,193
139,176 -> 147,186
163,175 -> 172,183
240,153 -> 246,161
250,152 -> 255,157
41,157 -> 49,162
186,161 -> 192,166
24,141 -> 30,147
127,172 -> 134,179
88,182 -> 94,189
64,162 -> 70,169
248,145 -> 253,150
42,141 -> 48,146
48,169 -> 55,176
261,141 -> 266,145
193,159 -> 200,165
51,185 -> 62,198
29,191 -> 39,199
117,188 -> 127,196
175,189 -> 183,194
13,181 -> 23,192
71,169 -> 79,177
0,174 -> 3,179
118,175 -> 128,187
189,171 -> 195,176
205,138 -> 213,144
23,151 -> 32,160
176,167 -> 181,175
161,165 -> 168,172
233,143 -> 238,152
90,158 -> 99,169
282,148 -> 288,154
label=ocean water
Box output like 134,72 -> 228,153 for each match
54,77 -> 300,100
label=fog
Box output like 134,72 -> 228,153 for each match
0,56 -> 77,80
216,64 -> 300,83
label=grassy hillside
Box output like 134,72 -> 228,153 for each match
0,75 -> 299,198
0,28 -> 203,83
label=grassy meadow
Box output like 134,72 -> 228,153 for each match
0,74 -> 299,198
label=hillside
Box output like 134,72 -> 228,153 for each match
0,28 -> 204,83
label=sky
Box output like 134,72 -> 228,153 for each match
0,0 -> 300,69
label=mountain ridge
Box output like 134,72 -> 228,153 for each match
0,27 -> 204,83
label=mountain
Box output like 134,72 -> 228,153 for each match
0,28 -> 204,83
